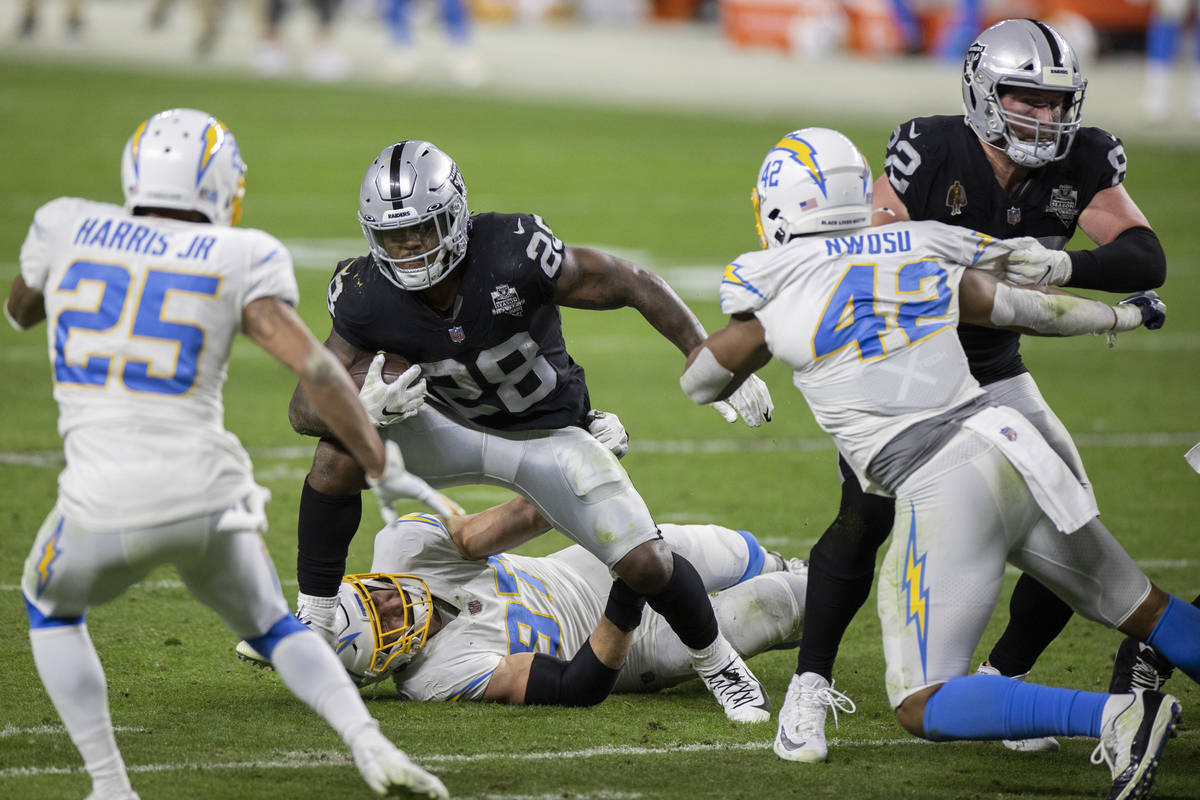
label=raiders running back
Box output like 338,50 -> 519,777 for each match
882,116 -> 1125,383
326,212 -> 589,431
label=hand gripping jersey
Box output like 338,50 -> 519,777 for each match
719,220 -> 1010,491
882,116 -> 1126,384
326,212 -> 590,431
368,514 -> 605,701
19,197 -> 298,527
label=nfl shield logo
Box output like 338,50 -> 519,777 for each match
1007,207 -> 1021,225
1000,426 -> 1018,442
467,600 -> 482,615
449,326 -> 466,343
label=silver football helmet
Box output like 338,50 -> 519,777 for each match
962,19 -> 1087,168
752,127 -> 872,248
120,108 -> 246,226
358,140 -> 469,290
334,573 -> 434,687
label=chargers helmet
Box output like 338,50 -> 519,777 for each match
358,140 -> 469,290
962,19 -> 1087,167
752,127 -> 872,248
120,108 -> 246,226
334,573 -> 434,687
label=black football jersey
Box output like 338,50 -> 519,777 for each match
882,115 -> 1126,384
326,212 -> 590,431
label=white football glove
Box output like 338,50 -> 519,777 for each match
1003,237 -> 1072,286
367,440 -> 465,524
357,354 -> 426,427
710,374 -> 774,428
586,409 -> 629,459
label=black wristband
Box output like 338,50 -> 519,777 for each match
604,579 -> 646,633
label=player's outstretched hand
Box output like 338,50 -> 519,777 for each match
358,354 -> 426,427
1003,237 -> 1072,286
1119,290 -> 1166,330
711,374 -> 774,428
367,441 -> 465,523
586,409 -> 629,459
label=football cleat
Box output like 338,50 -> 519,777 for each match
774,671 -> 856,763
699,653 -> 771,724
976,663 -> 1060,752
1090,690 -> 1181,800
350,725 -> 448,799
1108,637 -> 1175,694
234,639 -> 273,668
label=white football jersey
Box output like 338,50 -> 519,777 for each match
719,221 -> 1006,490
370,514 -> 604,702
20,197 -> 299,527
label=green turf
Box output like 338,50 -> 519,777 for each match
1,58 -> 1198,800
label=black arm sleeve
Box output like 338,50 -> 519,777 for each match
1066,226 -> 1166,292
523,641 -> 621,707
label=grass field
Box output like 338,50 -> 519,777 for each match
1,58 -> 1198,800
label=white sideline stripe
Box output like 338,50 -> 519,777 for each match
3,431 -> 1198,468
0,725 -> 148,739
4,731 -> 1197,781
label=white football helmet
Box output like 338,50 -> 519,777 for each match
962,19 -> 1086,168
358,140 -> 469,290
120,108 -> 246,226
752,127 -> 872,248
334,573 -> 434,687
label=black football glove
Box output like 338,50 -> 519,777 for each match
1118,290 -> 1166,330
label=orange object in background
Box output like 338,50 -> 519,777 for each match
720,0 -> 801,50
653,0 -> 703,19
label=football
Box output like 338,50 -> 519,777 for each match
347,352 -> 413,389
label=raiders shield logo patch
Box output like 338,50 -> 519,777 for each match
490,283 -> 525,316
946,180 -> 967,216
1047,184 -> 1079,226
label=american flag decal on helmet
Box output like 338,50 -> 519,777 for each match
1000,426 -> 1017,441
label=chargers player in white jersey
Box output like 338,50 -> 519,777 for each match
6,108 -> 453,800
323,502 -> 807,705
680,127 -> 1200,800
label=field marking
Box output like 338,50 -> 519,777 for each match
3,731 -> 1197,782
2,431 -> 1198,469
0,725 -> 149,739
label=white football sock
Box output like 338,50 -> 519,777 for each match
268,628 -> 376,744
29,623 -> 134,798
687,631 -> 737,675
657,523 -> 763,590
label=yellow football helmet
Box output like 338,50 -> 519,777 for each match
334,573 -> 434,686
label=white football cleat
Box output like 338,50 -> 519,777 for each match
774,671 -> 856,763
350,727 -> 448,799
235,639 -> 272,667
976,663 -> 1060,752
699,653 -> 771,724
1091,689 -> 1180,800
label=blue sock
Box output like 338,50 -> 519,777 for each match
1146,594 -> 1200,684
1147,19 -> 1181,63
922,674 -> 1106,741
733,529 -> 766,583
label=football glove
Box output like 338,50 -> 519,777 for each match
1118,290 -> 1166,330
358,354 -> 426,427
367,440 -> 465,524
1004,238 -> 1073,286
711,374 -> 774,428
586,409 -> 629,459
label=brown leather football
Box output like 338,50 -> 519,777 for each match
347,352 -> 413,389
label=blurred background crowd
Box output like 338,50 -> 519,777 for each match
8,0 -> 1200,124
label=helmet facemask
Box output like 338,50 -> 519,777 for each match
357,141 -> 469,291
335,573 -> 434,686
988,85 -> 1084,167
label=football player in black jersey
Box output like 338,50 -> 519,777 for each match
276,140 -> 777,723
777,18 -> 1190,762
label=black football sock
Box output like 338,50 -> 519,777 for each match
642,553 -> 719,651
986,572 -> 1074,677
794,458 -> 895,680
296,478 -> 362,598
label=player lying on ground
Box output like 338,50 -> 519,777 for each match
681,126 -> 1198,800
245,499 -> 806,706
